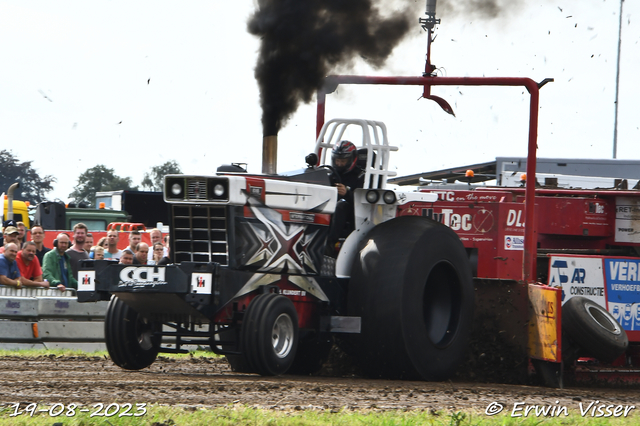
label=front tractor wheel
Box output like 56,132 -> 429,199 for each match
348,216 -> 474,380
241,293 -> 299,376
105,296 -> 160,370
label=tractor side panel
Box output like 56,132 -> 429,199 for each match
234,206 -> 330,275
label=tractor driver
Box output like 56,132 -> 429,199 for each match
326,140 -> 365,256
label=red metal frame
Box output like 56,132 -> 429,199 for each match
316,75 -> 544,283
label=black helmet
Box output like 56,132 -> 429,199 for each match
331,140 -> 357,173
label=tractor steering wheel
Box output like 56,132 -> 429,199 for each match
318,165 -> 342,185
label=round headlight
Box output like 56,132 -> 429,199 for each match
213,183 -> 225,197
365,190 -> 379,204
383,191 -> 396,204
171,183 -> 182,196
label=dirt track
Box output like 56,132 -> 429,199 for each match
1,355 -> 640,417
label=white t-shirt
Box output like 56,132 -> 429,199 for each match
105,249 -> 124,260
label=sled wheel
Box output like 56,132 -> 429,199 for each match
562,296 -> 628,363
287,333 -> 332,375
349,216 -> 474,380
241,293 -> 299,375
105,296 -> 160,370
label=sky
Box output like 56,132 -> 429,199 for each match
1,1 -> 638,202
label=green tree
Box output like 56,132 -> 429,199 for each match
141,160 -> 182,191
0,149 -> 55,203
69,165 -> 138,206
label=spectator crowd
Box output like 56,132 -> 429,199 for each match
1,220 -> 171,291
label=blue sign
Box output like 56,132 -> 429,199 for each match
604,258 -> 640,331
604,259 -> 640,304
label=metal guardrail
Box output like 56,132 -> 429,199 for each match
0,287 -> 108,351
1,287 -> 211,352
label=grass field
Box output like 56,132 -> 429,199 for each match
0,404 -> 638,426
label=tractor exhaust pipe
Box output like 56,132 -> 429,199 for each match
262,135 -> 278,174
6,182 -> 19,221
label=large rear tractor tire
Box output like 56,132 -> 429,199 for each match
105,296 -> 160,370
241,293 -> 299,376
562,296 -> 628,363
348,216 -> 474,380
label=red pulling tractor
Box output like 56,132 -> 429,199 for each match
78,115 -> 475,380
76,65 -> 635,389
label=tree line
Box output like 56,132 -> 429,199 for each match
0,149 -> 180,206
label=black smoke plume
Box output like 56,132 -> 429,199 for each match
248,0 -> 414,136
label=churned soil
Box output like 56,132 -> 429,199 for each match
1,355 -> 640,416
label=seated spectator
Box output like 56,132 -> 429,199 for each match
105,230 -> 123,259
0,242 -> 22,289
84,233 -> 94,253
67,223 -> 90,278
91,246 -> 105,260
119,249 -> 134,265
42,233 -> 75,290
17,241 -> 61,289
0,224 -> 20,254
133,242 -> 149,265
30,225 -> 51,265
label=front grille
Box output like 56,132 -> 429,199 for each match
172,205 -> 228,265
187,178 -> 207,200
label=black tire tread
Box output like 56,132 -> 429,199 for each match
348,216 -> 474,380
240,293 -> 274,373
241,293 -> 299,376
255,295 -> 299,375
104,296 -> 159,370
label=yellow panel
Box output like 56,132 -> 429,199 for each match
528,284 -> 561,362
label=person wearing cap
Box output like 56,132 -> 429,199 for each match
0,225 -> 20,254
0,219 -> 16,246
0,242 -> 22,289
42,233 -> 74,290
